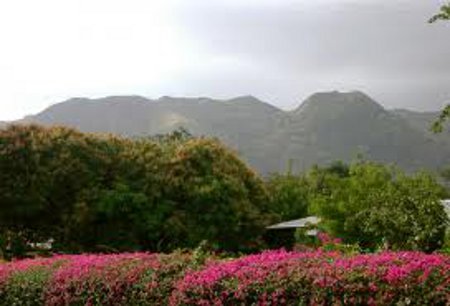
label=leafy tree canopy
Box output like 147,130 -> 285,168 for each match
0,125 -> 272,256
429,3 -> 450,132
310,161 -> 448,252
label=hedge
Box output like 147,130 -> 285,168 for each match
172,250 -> 450,305
0,250 -> 449,305
0,252 -> 191,305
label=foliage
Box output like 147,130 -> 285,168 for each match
440,229 -> 450,255
265,160 -> 448,253
0,253 -> 192,305
0,125 -> 123,256
161,138 -> 274,252
432,105 -> 450,133
309,161 -> 448,252
429,3 -> 450,133
172,249 -> 450,305
1,250 -> 449,305
266,174 -> 309,221
0,125 -> 272,255
265,160 -> 349,223
429,2 -> 450,23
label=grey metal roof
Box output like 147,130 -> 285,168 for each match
267,200 -> 449,230
267,216 -> 321,229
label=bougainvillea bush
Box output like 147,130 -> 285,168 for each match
0,250 -> 449,305
0,252 -> 192,305
172,250 -> 450,306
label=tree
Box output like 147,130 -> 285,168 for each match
432,105 -> 450,133
264,161 -> 349,222
310,161 -> 448,252
429,3 -> 450,23
429,3 -> 450,132
364,172 -> 448,252
0,125 -> 274,255
266,174 -> 309,221
162,138 -> 274,252
0,125 -> 125,256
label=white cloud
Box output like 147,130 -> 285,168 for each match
0,0 -> 448,119
0,0 -> 199,119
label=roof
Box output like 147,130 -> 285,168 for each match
267,216 -> 321,230
267,200 -> 450,230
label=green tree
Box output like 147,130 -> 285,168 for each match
266,174 -> 309,221
162,138 -> 274,252
429,3 -> 450,23
363,172 -> 448,252
429,3 -> 450,132
1,125 -> 274,255
310,161 -> 448,251
66,184 -> 153,252
0,125 -> 123,256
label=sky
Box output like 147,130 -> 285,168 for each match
0,0 -> 449,120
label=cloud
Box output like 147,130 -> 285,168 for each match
174,0 -> 450,109
0,0 -> 448,119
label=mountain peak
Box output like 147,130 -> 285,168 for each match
226,95 -> 282,113
228,95 -> 259,101
295,90 -> 385,115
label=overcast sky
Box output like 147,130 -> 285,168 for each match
0,0 -> 449,120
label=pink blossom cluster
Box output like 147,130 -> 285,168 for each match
0,250 -> 449,305
0,252 -> 191,305
45,253 -> 163,305
0,256 -> 59,287
317,232 -> 342,245
172,250 -> 450,305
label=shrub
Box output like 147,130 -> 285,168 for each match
0,251 -> 449,305
0,252 -> 191,306
0,257 -> 64,305
172,250 -> 450,305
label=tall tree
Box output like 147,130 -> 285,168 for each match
429,3 -> 450,132
162,138 -> 274,252
0,125 -> 124,255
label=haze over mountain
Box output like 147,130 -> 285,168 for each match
10,91 -> 450,174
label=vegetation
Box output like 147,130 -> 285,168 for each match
265,173 -> 309,221
0,250 -> 449,305
0,125 -> 273,257
429,2 -> 450,133
0,124 -> 449,257
266,161 -> 448,252
429,2 -> 450,23
310,162 -> 448,252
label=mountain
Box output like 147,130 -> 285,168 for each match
10,91 -> 450,174
281,91 -> 449,172
392,109 -> 450,145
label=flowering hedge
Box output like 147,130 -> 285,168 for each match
0,252 -> 191,305
0,250 -> 449,305
172,250 -> 450,305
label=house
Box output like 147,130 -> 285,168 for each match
264,216 -> 321,249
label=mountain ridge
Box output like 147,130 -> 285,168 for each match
5,91 -> 450,174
